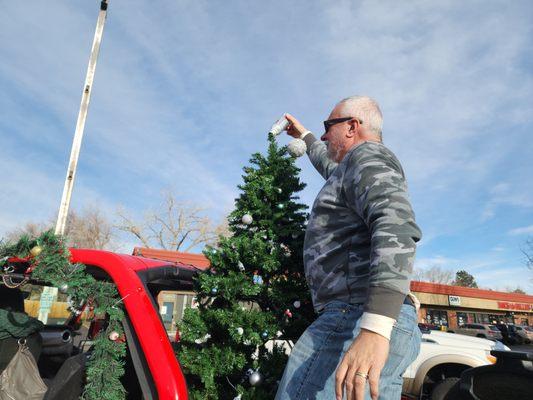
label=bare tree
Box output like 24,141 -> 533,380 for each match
504,286 -> 526,294
64,207 -> 116,250
4,222 -> 50,242
412,265 -> 453,284
3,205 -> 115,250
116,191 -> 226,252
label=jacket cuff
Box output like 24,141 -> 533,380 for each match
364,286 -> 406,320
302,132 -> 317,152
360,312 -> 395,340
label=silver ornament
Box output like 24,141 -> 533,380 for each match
249,371 -> 263,386
233,395 -> 242,400
261,331 -> 269,339
59,283 -> 69,294
293,300 -> 301,308
241,214 -> 253,225
276,187 -> 282,194
277,203 -> 284,209
238,261 -> 245,272
236,327 -> 244,335
287,138 -> 307,157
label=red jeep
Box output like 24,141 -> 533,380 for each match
1,249 -> 195,399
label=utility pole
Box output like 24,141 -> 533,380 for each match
55,1 -> 109,236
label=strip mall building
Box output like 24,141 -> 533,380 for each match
133,247 -> 533,330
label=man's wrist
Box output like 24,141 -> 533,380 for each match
299,130 -> 311,139
360,312 -> 395,340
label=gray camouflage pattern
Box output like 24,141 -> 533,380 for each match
303,135 -> 421,319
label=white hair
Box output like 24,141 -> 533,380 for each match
336,96 -> 383,139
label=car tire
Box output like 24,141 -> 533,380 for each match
430,377 -> 461,400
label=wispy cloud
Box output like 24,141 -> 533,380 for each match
508,225 -> 533,236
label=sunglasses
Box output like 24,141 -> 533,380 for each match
323,117 -> 362,133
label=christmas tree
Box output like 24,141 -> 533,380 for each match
176,134 -> 315,399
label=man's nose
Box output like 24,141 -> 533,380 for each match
320,132 -> 328,141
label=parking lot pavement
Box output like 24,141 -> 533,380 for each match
509,343 -> 533,353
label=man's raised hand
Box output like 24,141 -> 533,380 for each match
284,113 -> 308,138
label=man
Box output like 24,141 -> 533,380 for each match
275,96 -> 422,400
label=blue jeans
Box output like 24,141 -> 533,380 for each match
275,301 -> 421,400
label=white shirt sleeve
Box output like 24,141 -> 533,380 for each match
360,312 -> 396,340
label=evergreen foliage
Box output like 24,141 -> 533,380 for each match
176,134 -> 315,399
454,269 -> 478,288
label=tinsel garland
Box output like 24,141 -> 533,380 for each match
0,231 -> 126,400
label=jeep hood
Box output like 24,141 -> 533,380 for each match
424,331 -> 503,350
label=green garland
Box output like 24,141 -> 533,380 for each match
0,231 -> 126,400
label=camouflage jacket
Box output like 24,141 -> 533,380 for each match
302,134 -> 421,320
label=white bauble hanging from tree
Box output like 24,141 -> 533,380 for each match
287,138 -> 307,157
241,214 -> 253,225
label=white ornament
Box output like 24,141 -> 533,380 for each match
59,283 -> 69,294
276,330 -> 283,338
237,327 -> 244,335
238,261 -> 245,272
276,187 -> 282,194
108,331 -> 120,341
241,214 -> 253,225
249,371 -> 263,386
287,138 -> 307,157
293,300 -> 301,308
233,395 -> 242,400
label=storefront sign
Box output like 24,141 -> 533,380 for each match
448,295 -> 461,306
497,301 -> 532,311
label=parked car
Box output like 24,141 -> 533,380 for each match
512,325 -> 532,344
495,323 -> 524,345
523,326 -> 533,342
401,326 -> 510,400
454,323 -> 503,341
418,323 -> 441,331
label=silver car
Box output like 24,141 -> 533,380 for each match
455,323 -> 503,341
513,325 -> 532,344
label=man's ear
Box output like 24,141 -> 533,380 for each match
345,119 -> 357,138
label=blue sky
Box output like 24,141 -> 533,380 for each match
1,1 -> 532,292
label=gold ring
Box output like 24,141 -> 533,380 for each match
355,372 -> 369,380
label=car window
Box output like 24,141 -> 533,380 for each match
23,284 -> 73,325
515,326 -> 522,331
